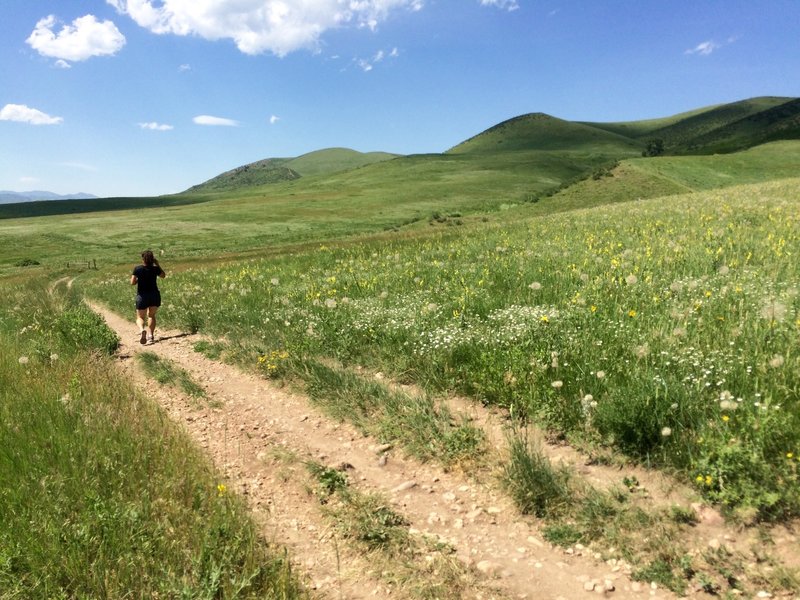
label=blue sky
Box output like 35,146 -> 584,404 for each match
1,0 -> 798,197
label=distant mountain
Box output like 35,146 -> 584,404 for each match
187,148 -> 398,193
0,190 -> 97,204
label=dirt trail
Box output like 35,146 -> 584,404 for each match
88,300 -> 683,600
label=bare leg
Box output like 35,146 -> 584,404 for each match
147,306 -> 158,338
136,309 -> 148,343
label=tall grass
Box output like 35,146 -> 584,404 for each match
0,280 -> 306,598
84,178 -> 800,519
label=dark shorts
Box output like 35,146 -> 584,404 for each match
135,291 -> 161,310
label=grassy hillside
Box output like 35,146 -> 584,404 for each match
188,159 -> 301,192
189,148 -> 398,193
582,96 -> 797,154
682,97 -> 800,154
448,112 -> 642,154
285,147 -> 398,176
535,140 -> 800,213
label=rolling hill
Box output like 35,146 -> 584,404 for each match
582,96 -> 799,154
188,148 -> 398,193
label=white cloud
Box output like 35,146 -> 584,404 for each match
0,104 -> 63,125
356,46 -> 398,71
20,176 -> 39,185
139,122 -> 174,130
480,0 -> 519,11
179,63 -> 191,71
685,40 -> 721,56
59,162 -> 98,172
269,115 -> 280,124
54,59 -> 72,69
193,115 -> 239,126
107,0 -> 423,56
26,14 -> 126,63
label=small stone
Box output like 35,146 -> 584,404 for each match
584,581 -> 596,592
466,508 -> 483,521
527,536 -> 545,548
443,492 -> 457,502
486,506 -> 502,514
476,560 -> 502,577
708,538 -> 721,550
630,582 -> 643,593
756,592 -> 772,599
377,454 -> 387,467
603,579 -> 615,592
373,443 -> 392,454
392,480 -> 417,493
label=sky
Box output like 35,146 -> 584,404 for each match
1,0 -> 798,198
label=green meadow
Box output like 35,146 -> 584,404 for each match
2,96 -> 800,596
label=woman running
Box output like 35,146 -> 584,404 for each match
130,249 -> 166,344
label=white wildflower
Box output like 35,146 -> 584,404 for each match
661,427 -> 672,437
769,354 -> 785,369
625,274 -> 638,285
551,380 -> 563,389
18,356 -> 29,365
528,281 -> 542,291
596,370 -> 606,380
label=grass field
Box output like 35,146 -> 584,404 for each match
0,278 -> 306,599
83,175 -> 800,521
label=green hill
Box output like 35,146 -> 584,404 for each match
188,148 -> 398,193
583,96 -> 797,155
646,96 -> 795,153
188,159 -> 300,192
285,148 -> 398,177
447,112 -> 642,154
680,97 -> 800,154
534,140 -> 800,214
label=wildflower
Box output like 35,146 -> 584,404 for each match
528,281 -> 542,291
769,355 -> 785,369
380,291 -> 388,299
590,305 -> 597,313
217,483 -> 227,496
540,315 -> 549,324
760,300 -> 787,322
50,353 -> 59,362
18,356 -> 29,365
627,309 -> 637,318
722,415 -> 730,422
634,344 -> 650,359
787,453 -> 794,459
717,265 -> 730,275
661,427 -> 672,437
705,475 -> 713,486
325,298 -> 337,309
625,274 -> 638,285
596,370 -> 606,380
551,380 -> 563,389
270,277 -> 279,286
695,475 -> 704,483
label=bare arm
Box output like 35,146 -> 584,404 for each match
130,274 -> 138,285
